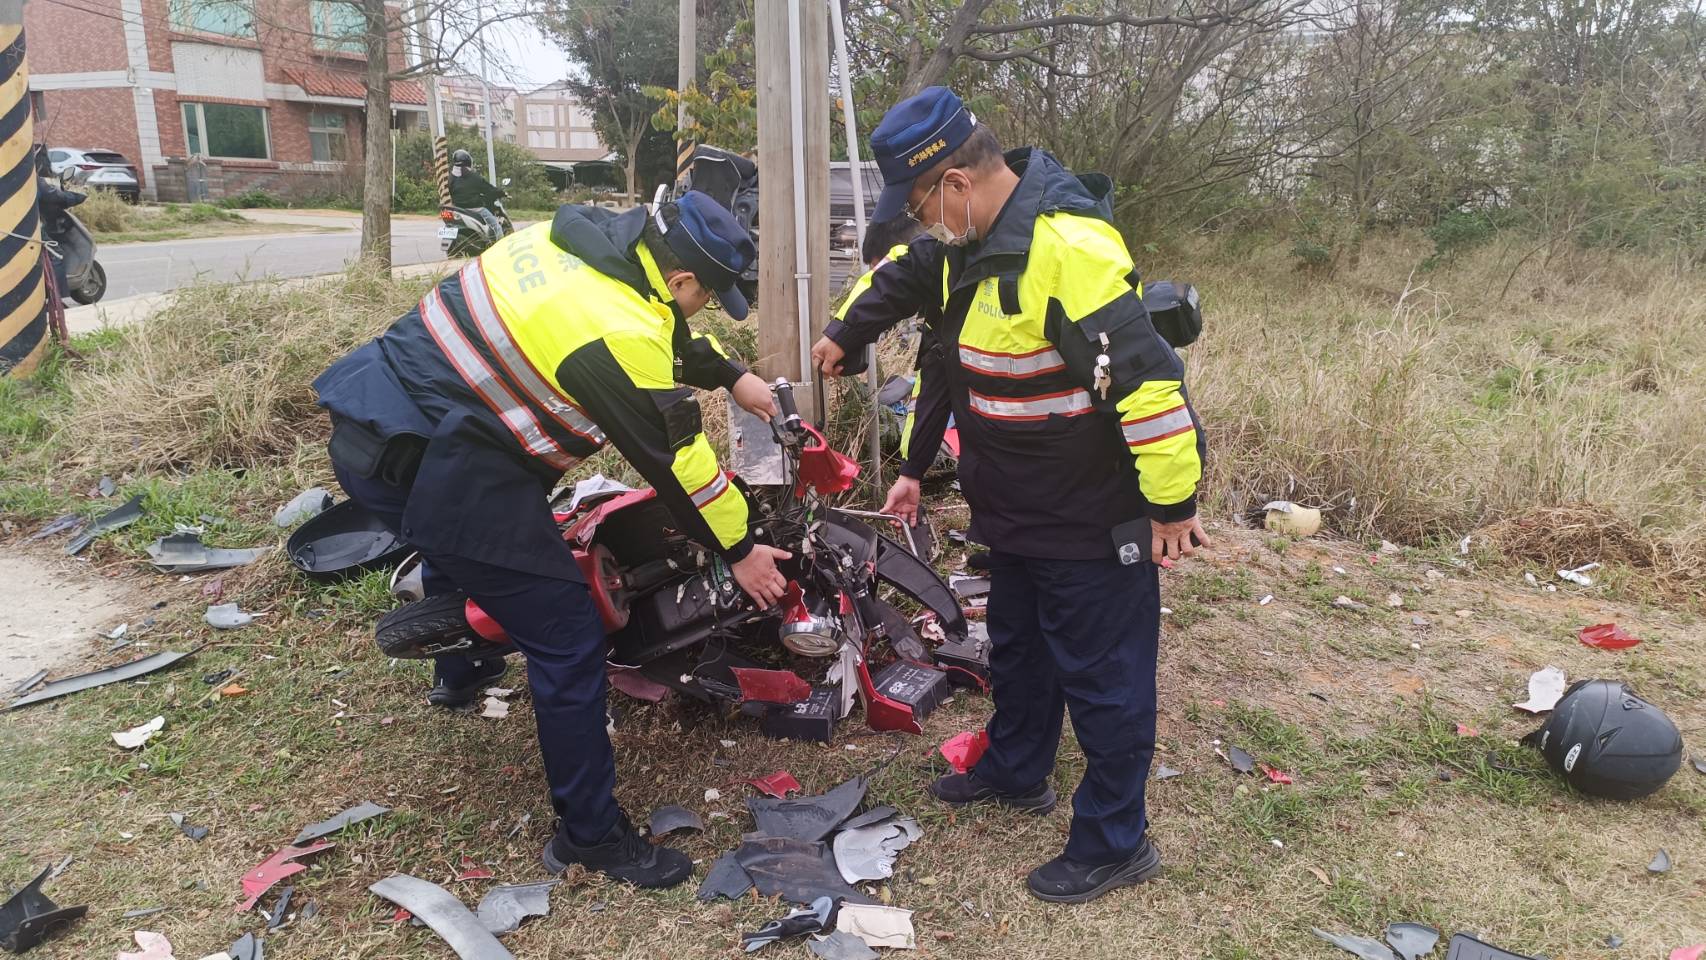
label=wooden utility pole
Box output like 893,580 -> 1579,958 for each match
754,0 -> 829,399
411,0 -> 450,205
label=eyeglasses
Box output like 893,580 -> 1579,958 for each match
903,173 -> 948,224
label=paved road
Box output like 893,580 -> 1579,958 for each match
99,217 -> 446,299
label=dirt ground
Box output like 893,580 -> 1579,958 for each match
1,523 -> 1702,960
0,550 -> 140,688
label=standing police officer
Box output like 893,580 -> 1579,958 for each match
812,87 -> 1210,904
314,192 -> 790,889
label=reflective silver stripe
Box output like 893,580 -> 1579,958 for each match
690,471 -> 730,508
460,261 -> 606,445
420,288 -> 576,470
958,344 -> 1066,378
968,388 -> 1092,421
1122,405 -> 1195,446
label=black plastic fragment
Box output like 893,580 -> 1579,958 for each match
1444,934 -> 1540,960
647,805 -> 704,837
475,880 -> 558,936
9,651 -> 192,710
697,852 -> 754,903
733,837 -> 875,907
169,813 -> 209,842
838,805 -> 899,832
288,500 -> 410,582
65,495 -> 143,555
1227,745 -> 1256,774
1385,922 -> 1440,960
293,801 -> 390,845
228,931 -> 264,960
0,866 -> 88,953
1313,927 -> 1398,960
739,896 -> 836,953
747,776 -> 867,842
26,514 -> 82,542
1647,848 -> 1671,874
266,886 -> 293,929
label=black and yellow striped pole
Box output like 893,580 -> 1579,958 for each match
434,135 -> 449,206
0,11 -> 44,378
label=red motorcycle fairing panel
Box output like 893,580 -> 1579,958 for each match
563,487 -> 660,546
795,423 -> 860,497
465,598 -> 508,644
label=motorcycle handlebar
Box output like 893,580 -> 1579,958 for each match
772,378 -> 803,434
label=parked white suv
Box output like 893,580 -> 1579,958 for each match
47,147 -> 140,201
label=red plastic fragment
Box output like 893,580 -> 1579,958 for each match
390,907 -> 413,924
1260,764 -> 1295,785
1578,623 -> 1640,650
730,667 -> 812,704
941,730 -> 990,775
608,666 -> 672,702
455,856 -> 493,881
237,841 -> 334,912
794,423 -> 860,496
746,771 -> 803,799
1456,723 -> 1480,737
1670,946 -> 1705,960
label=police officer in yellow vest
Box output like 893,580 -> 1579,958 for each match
812,88 -> 1211,903
313,192 -> 790,889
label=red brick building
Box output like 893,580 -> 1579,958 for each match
25,0 -> 427,201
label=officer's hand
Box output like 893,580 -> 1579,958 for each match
881,476 -> 922,527
811,337 -> 846,377
731,372 -> 777,422
731,544 -> 794,607
1152,515 -> 1212,563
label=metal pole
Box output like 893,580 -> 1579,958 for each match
828,0 -> 881,491
785,0 -> 816,417
675,0 -> 695,188
477,3 -> 498,183
412,0 -> 449,206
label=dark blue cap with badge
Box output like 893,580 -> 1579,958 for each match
660,190 -> 756,320
869,86 -> 977,222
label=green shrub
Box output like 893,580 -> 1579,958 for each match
393,129 -> 556,212
1424,210 -> 1503,269
77,190 -> 133,233
220,189 -> 285,209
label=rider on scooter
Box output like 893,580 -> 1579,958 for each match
448,148 -> 506,241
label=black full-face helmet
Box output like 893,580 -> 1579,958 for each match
1527,679 -> 1683,800
451,149 -> 473,168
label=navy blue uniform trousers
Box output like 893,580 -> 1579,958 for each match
333,461 -> 621,845
971,550 -> 1162,864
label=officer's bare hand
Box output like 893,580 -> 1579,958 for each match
811,337 -> 846,377
731,372 -> 777,422
881,476 -> 922,527
1152,515 -> 1212,562
731,544 -> 794,607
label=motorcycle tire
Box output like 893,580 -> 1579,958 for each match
69,261 -> 106,305
374,592 -> 508,660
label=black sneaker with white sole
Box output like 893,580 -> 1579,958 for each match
541,815 -> 692,889
927,771 -> 1057,814
1026,835 -> 1163,903
425,657 -> 508,710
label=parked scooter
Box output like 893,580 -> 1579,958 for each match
372,381 -> 987,736
53,211 -> 106,305
439,178 -> 514,258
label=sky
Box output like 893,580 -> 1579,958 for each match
477,19 -> 573,91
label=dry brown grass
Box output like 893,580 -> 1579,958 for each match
1169,231 -> 1706,598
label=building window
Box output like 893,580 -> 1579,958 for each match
309,110 -> 348,162
569,131 -> 601,150
527,130 -> 557,149
182,102 -> 271,160
169,0 -> 256,39
311,1 -> 367,55
525,104 -> 554,127
29,91 -> 45,124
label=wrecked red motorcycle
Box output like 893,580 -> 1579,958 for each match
370,382 -> 986,738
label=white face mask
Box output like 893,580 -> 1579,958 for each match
925,182 -> 977,247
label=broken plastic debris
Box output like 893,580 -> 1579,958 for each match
65,495 -> 143,555
1260,764 -> 1294,785
647,805 -> 704,837
1444,933 -> 1541,960
117,930 -> 176,960
731,667 -> 812,704
940,730 -> 989,775
236,842 -> 334,912
704,788 -> 722,803
810,930 -> 879,960
226,932 -> 262,960
1259,594 -> 1274,606
1152,764 -> 1184,780
28,513 -> 84,542
734,837 -> 873,907
1512,666 -> 1567,713
740,895 -> 836,953
1648,848 -> 1671,874
746,771 -> 802,799
1312,927 -> 1399,960
113,716 -> 165,750
1693,756 -> 1706,776
0,865 -> 88,952
1455,724 -> 1480,737
293,801 -> 390,845
835,903 -> 915,950
696,852 -> 754,903
10,670 -> 48,698
1331,595 -> 1367,611
266,886 -> 294,930
480,697 -> 510,719
747,776 -> 867,842
204,604 -> 254,630
1262,501 -> 1322,537
832,815 -> 921,884
273,489 -> 334,527
454,857 -> 494,882
147,534 -> 270,574
368,874 -> 514,960
168,813 -> 209,841
1224,745 -> 1256,774
1385,923 -> 1439,960
1670,947 -> 1706,960
1578,623 -> 1640,650
563,474 -> 632,513
475,880 -> 557,936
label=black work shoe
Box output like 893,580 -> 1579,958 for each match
541,815 -> 692,889
928,771 -> 1057,814
1026,836 -> 1163,903
426,658 -> 508,710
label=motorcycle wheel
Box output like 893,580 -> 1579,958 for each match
69,261 -> 106,305
374,592 -> 508,660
